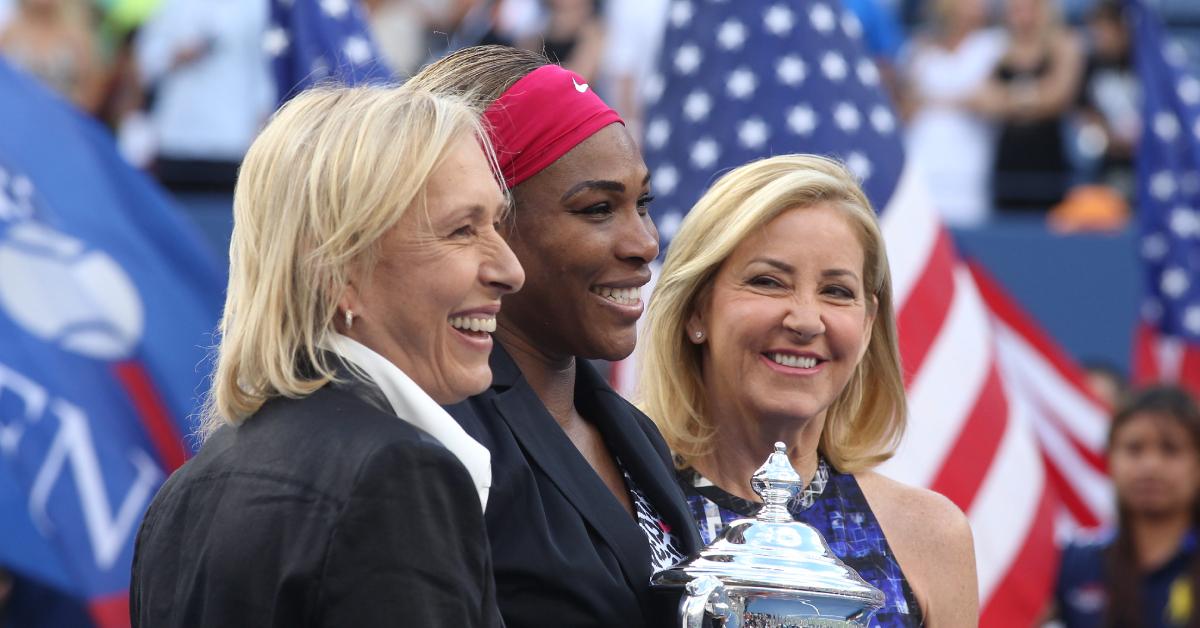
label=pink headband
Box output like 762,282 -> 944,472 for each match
482,65 -> 624,189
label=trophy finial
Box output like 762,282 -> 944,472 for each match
750,441 -> 801,523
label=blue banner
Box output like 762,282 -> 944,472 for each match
0,58 -> 223,610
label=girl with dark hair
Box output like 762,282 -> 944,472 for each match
408,46 -> 702,628
1055,386 -> 1200,628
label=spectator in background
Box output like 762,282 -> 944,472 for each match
134,0 -> 272,193
365,0 -> 474,78
454,0 -> 545,50
1082,359 -> 1129,410
1074,0 -> 1138,197
0,0 -> 105,115
1055,386 -> 1200,627
0,0 -> 14,29
844,0 -> 906,63
520,0 -> 604,81
900,0 -> 1005,228
843,0 -> 907,105
970,0 -> 1083,214
601,0 -> 667,142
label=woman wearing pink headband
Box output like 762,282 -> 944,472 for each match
409,46 -> 702,628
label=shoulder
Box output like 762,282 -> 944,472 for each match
855,471 -> 978,626
1056,529 -> 1112,583
604,389 -> 674,457
257,384 -> 428,443
184,385 -> 457,498
346,435 -> 478,505
855,471 -> 972,541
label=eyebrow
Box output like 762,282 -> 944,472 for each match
747,257 -> 860,281
560,173 -> 653,203
438,204 -> 487,226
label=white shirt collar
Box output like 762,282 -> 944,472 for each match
324,333 -> 490,511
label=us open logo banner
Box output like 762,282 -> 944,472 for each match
0,59 -> 222,625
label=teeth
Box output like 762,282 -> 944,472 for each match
591,286 -> 641,305
449,316 -> 497,333
770,353 -> 818,369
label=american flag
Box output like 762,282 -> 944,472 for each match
1128,0 -> 1200,398
263,0 -> 393,106
622,0 -> 1113,624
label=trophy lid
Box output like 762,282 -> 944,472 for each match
652,443 -> 885,613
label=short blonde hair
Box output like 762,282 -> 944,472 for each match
201,86 -> 495,438
638,154 -> 906,473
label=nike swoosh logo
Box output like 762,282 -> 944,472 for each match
572,77 -> 589,93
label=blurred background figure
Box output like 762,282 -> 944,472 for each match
1054,386 -> 1200,628
601,0 -> 667,141
843,0 -> 908,102
972,0 -> 1084,214
900,0 -> 1005,228
0,0 -> 14,28
1082,359 -> 1130,410
0,0 -> 104,115
1073,0 -> 1138,197
517,0 -> 604,81
134,0 -> 272,194
364,0 -> 473,78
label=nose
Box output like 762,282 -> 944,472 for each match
482,230 -> 525,295
615,210 -> 660,264
782,296 -> 825,340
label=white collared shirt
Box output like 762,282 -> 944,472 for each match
324,333 -> 491,511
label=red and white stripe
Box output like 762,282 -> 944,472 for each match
1134,323 -> 1200,400
879,163 -> 1111,625
614,162 -> 1113,625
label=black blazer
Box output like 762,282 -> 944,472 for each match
445,345 -> 703,628
130,379 -> 502,628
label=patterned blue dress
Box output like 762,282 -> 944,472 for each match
680,459 -> 924,627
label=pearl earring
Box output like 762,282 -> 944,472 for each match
695,331 -> 704,340
344,309 -> 354,330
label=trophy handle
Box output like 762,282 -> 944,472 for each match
680,576 -> 740,628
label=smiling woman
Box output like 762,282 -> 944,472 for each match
639,154 -> 979,627
129,86 -> 523,627
406,46 -> 702,628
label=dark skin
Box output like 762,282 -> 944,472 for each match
494,123 -> 658,516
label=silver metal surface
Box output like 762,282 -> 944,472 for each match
653,442 -> 886,627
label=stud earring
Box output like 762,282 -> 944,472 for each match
344,309 -> 354,330
694,330 -> 704,340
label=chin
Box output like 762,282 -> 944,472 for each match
443,370 -> 493,403
597,338 -> 638,362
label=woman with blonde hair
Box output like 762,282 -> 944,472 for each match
129,85 -> 524,627
639,154 -> 978,627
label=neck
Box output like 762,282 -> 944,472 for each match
1129,512 -> 1193,571
692,406 -> 825,502
495,322 -> 577,425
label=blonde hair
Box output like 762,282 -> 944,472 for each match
200,86 -> 495,439
638,154 -> 906,473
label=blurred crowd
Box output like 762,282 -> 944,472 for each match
0,0 -> 1186,229
898,0 -> 1143,231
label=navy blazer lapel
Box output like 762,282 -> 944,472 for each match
486,346 -> 650,591
575,363 -> 704,558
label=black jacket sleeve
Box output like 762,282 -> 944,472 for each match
315,441 -> 501,628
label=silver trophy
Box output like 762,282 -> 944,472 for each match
652,443 -> 885,628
